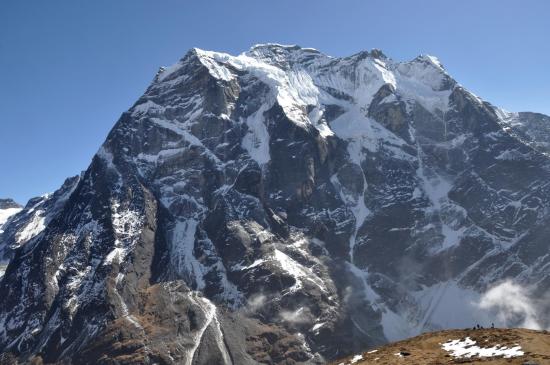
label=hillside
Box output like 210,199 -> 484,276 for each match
335,328 -> 550,365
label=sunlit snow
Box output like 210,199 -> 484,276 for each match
442,337 -> 524,358
0,207 -> 22,234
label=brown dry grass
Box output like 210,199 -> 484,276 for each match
333,328 -> 550,365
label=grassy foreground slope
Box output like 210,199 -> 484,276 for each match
334,328 -> 550,365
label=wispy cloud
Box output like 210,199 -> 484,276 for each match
279,307 -> 309,324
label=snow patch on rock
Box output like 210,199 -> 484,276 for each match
442,337 -> 524,358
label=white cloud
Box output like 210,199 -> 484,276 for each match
279,307 -> 309,324
477,280 -> 541,330
246,293 -> 266,312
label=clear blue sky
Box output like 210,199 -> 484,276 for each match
1,0 -> 549,204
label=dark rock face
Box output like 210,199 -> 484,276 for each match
1,44 -> 550,364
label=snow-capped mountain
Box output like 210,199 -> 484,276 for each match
0,199 -> 22,278
0,199 -> 22,235
0,177 -> 80,264
1,44 -> 550,364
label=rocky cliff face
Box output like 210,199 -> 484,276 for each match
1,44 -> 549,364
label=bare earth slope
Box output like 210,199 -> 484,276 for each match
335,328 -> 550,365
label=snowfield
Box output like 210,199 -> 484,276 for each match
442,337 -> 524,358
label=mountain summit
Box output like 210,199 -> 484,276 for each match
1,44 -> 550,364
